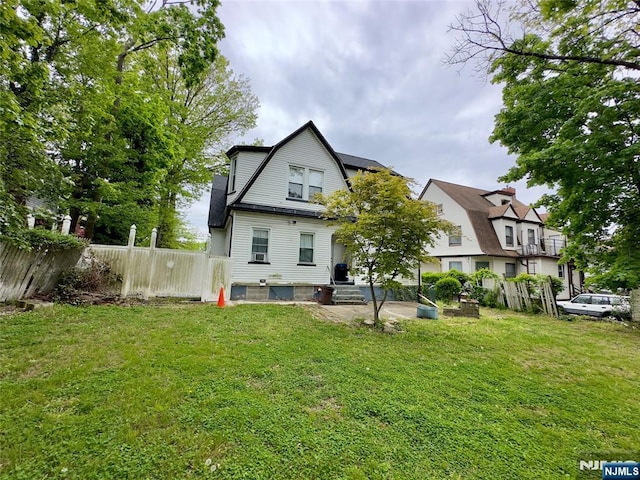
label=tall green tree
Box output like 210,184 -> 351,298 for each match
1,0 -> 228,246
448,0 -> 640,289
320,169 -> 449,326
142,51 -> 259,247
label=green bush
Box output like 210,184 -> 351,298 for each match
472,268 -> 500,286
444,269 -> 471,286
435,277 -> 462,304
421,272 -> 444,287
0,228 -> 86,252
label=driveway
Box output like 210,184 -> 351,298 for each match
310,301 -> 423,323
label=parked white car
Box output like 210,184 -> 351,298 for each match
556,293 -> 631,319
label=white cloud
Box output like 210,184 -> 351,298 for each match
182,0 -> 552,235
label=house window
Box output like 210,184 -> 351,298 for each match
228,157 -> 237,193
251,228 -> 269,263
449,225 -> 462,246
475,261 -> 490,271
436,204 -> 443,215
299,233 -> 314,264
309,170 -> 323,197
558,264 -> 565,278
505,226 -> 514,247
527,228 -> 536,245
449,261 -> 463,272
288,166 -> 304,199
288,165 -> 324,201
505,263 -> 516,278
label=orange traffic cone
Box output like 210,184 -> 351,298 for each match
217,287 -> 225,308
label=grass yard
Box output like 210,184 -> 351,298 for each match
1,304 -> 639,479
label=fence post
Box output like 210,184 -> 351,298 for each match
122,224 -> 136,297
145,228 -> 158,300
201,234 -> 214,302
61,215 -> 72,235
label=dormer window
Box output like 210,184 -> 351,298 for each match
505,225 -> 514,247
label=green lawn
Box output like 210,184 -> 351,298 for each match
1,304 -> 638,479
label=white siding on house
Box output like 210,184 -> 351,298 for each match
421,183 -> 483,256
243,129 -> 347,211
228,151 -> 268,204
230,211 -> 338,284
483,192 -> 512,206
491,218 -> 519,251
210,230 -> 226,256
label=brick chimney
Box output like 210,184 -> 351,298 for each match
502,186 -> 516,196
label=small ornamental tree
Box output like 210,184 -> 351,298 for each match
320,168 -> 450,327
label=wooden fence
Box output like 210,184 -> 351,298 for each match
498,276 -> 558,317
86,225 -> 232,302
0,243 -> 83,302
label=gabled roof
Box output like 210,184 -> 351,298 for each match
209,121 -> 395,229
488,203 -> 514,219
232,121 -> 350,205
421,179 -> 542,258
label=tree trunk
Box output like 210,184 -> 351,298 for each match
369,280 -> 379,326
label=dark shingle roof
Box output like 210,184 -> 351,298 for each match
335,152 -> 386,171
208,175 -> 228,228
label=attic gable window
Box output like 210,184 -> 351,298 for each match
288,165 -> 324,201
449,225 -> 462,246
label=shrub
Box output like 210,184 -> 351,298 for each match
444,269 -> 471,286
0,228 -> 86,252
54,256 -> 120,305
472,268 -> 500,286
435,277 -> 462,304
422,272 -> 444,287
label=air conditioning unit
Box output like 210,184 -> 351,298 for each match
252,252 -> 267,262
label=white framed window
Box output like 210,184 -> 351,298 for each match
558,264 -> 565,278
449,261 -> 462,272
527,228 -> 536,245
288,166 -> 304,199
505,262 -> 516,278
299,233 -> 314,264
288,165 -> 324,201
449,225 -> 462,246
308,170 -> 323,197
436,204 -> 443,215
229,157 -> 237,192
251,228 -> 269,263
475,261 -> 490,271
505,226 -> 514,247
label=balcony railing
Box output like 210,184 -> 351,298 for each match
518,237 -> 565,257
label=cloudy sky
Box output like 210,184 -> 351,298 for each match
184,0 -> 549,236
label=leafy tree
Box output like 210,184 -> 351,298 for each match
142,51 -> 259,247
448,0 -> 640,289
320,169 -> 449,326
1,0 -> 229,246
